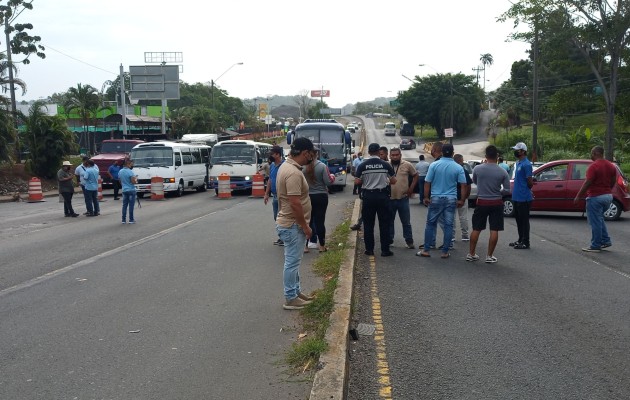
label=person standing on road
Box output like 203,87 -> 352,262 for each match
108,159 -> 123,200
303,148 -> 333,253
453,154 -> 471,241
264,146 -> 285,246
119,158 -> 138,224
467,145 -> 511,263
388,147 -> 418,249
417,143 -> 466,259
574,146 -> 617,252
415,154 -> 430,204
510,142 -> 534,249
355,143 -> 397,257
276,137 -> 315,310
379,146 -> 389,162
352,152 -> 363,195
58,161 -> 79,218
82,160 -> 100,217
498,157 -> 510,173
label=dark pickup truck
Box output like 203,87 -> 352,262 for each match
92,139 -> 144,187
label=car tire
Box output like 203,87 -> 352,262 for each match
604,199 -> 622,221
503,198 -> 515,217
175,181 -> 184,197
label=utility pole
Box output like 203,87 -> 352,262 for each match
532,19 -> 539,162
472,66 -> 483,87
5,19 -> 19,160
449,80 -> 454,145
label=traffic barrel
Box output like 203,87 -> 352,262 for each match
27,177 -> 45,203
150,176 -> 165,200
217,173 -> 231,199
250,172 -> 265,198
97,178 -> 104,201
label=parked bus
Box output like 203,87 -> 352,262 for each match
287,119 -> 352,190
129,141 -> 211,197
207,140 -> 272,193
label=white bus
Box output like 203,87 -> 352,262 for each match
179,133 -> 218,147
208,140 -> 272,193
130,141 -> 211,197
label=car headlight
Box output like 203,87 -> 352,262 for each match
244,176 -> 251,181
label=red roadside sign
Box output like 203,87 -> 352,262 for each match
311,90 -> 330,97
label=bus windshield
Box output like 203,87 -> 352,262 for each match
210,144 -> 256,165
130,147 -> 174,167
296,128 -> 346,162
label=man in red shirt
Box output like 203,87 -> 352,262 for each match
574,146 -> 617,252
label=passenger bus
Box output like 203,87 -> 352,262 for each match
207,140 -> 272,193
129,141 -> 211,197
287,119 -> 352,190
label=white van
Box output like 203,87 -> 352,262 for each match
130,141 -> 211,197
208,140 -> 272,193
384,122 -> 396,136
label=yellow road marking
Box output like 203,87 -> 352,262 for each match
369,256 -> 393,399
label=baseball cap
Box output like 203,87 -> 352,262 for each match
512,142 -> 527,151
291,137 -> 314,152
270,145 -> 283,155
368,143 -> 380,153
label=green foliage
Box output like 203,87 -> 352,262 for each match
0,1 -> 46,65
0,108 -> 16,162
20,101 -> 77,178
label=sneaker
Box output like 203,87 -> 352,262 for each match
381,250 -> 394,257
405,242 -> 415,249
581,247 -> 601,253
70,213 -> 79,217
364,250 -> 374,256
466,253 -> 480,262
298,292 -> 315,301
438,243 -> 454,250
307,242 -> 319,249
601,243 -> 612,249
283,297 -> 312,310
485,255 -> 498,263
513,243 -> 530,249
461,236 -> 470,242
128,220 -> 136,224
273,239 -> 283,246
350,224 -> 361,231
509,241 -> 521,247
121,221 -> 126,224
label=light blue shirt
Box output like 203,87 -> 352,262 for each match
118,167 -> 137,193
82,167 -> 99,191
425,157 -> 467,199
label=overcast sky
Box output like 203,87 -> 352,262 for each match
11,0 -> 530,108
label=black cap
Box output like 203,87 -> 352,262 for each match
270,146 -> 283,155
368,143 -> 380,153
291,137 -> 314,152
442,144 -> 454,157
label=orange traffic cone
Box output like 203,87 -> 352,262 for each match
28,177 -> 45,203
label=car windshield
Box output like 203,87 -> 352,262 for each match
210,144 -> 256,164
101,142 -> 137,153
130,147 -> 173,167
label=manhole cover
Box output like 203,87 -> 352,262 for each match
356,323 -> 376,336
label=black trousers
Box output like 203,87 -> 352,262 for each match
361,191 -> 391,252
112,179 -> 121,199
513,200 -> 531,245
309,193 -> 329,246
61,191 -> 75,215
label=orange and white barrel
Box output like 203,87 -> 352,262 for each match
97,178 -> 104,201
250,172 -> 265,198
217,173 -> 231,199
151,176 -> 165,200
27,177 -> 45,203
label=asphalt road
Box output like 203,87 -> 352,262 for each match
0,185 -> 355,399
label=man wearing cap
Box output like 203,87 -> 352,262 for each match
264,145 -> 285,246
276,137 -> 315,310
510,142 -> 534,249
58,161 -> 79,217
417,143 -> 467,258
354,143 -> 397,257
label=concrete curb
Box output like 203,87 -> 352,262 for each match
0,188 -> 82,204
309,199 -> 360,399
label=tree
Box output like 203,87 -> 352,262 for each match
293,90 -> 313,122
63,83 -> 100,154
19,101 -> 77,178
480,53 -> 494,91
501,0 -> 630,161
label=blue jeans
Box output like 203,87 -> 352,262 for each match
417,176 -> 426,202
122,191 -> 136,222
84,190 -> 99,214
423,197 -> 456,253
586,194 -> 612,249
272,196 -> 279,221
277,224 -> 306,300
389,197 -> 413,243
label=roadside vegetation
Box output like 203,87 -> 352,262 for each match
285,221 -> 351,373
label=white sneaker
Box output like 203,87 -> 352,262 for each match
466,253 -> 480,262
307,242 -> 318,249
485,255 -> 498,263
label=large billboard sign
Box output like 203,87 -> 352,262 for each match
129,65 -> 180,101
311,90 -> 330,97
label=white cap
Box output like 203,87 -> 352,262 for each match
512,142 -> 527,151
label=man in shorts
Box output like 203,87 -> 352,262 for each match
467,145 -> 511,263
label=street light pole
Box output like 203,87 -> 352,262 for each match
211,62 -> 244,111
450,80 -> 454,145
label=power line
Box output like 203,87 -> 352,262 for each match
43,44 -> 118,76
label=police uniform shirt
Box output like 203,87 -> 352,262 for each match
355,156 -> 394,190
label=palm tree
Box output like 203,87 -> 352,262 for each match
63,83 -> 100,154
0,59 -> 27,162
480,53 -> 494,91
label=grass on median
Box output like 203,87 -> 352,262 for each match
285,220 -> 352,372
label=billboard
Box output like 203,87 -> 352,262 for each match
311,90 -> 330,97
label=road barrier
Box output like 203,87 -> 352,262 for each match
27,177 -> 45,203
250,172 -> 265,198
97,178 -> 104,201
217,173 -> 231,199
150,176 -> 165,200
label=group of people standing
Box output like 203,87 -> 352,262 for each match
56,157 -> 138,224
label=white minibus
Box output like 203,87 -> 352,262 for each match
208,140 -> 272,193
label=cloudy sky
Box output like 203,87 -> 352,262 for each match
10,0 -> 530,108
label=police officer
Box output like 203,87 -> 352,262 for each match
354,143 -> 397,257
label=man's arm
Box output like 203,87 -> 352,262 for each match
574,178 -> 592,203
408,173 -> 419,197
288,195 -> 312,238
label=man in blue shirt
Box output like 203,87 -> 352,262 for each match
118,158 -> 138,224
417,144 -> 467,258
510,142 -> 534,249
264,146 -> 285,245
82,160 -> 100,216
108,159 -> 123,200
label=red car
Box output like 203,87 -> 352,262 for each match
503,159 -> 630,221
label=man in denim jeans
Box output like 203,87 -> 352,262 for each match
276,137 -> 315,310
417,144 -> 467,258
574,146 -> 617,252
